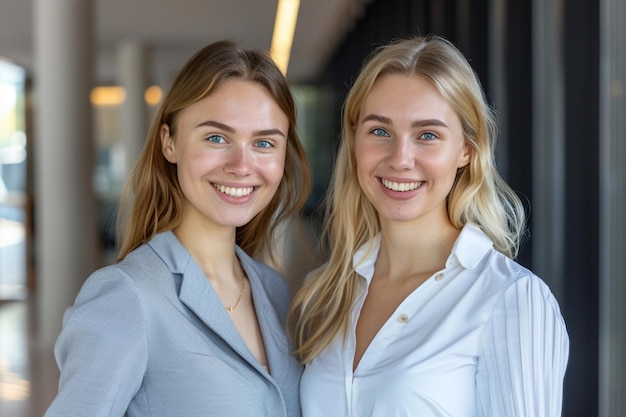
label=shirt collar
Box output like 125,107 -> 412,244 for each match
352,223 -> 494,281
353,235 -> 381,283
450,223 -> 494,269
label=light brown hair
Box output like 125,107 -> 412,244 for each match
116,40 -> 311,263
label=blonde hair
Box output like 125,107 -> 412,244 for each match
288,35 -> 525,363
116,40 -> 311,262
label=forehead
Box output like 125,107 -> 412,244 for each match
365,74 -> 443,106
359,73 -> 460,126
176,78 -> 288,127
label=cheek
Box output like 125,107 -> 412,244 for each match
423,151 -> 462,176
355,161 -> 378,202
270,161 -> 286,184
354,142 -> 372,181
261,157 -> 286,186
176,152 -> 222,191
183,153 -> 216,177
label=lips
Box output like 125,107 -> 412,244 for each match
212,183 -> 254,198
380,178 -> 423,192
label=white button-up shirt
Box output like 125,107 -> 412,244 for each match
300,224 -> 569,417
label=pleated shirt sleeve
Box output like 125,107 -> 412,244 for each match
476,275 -> 569,417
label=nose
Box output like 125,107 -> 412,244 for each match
224,145 -> 251,176
386,137 -> 414,170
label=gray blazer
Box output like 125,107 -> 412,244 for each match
44,231 -> 302,417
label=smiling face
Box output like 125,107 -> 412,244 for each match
354,73 -> 470,228
161,78 -> 288,231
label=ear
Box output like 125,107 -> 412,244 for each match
161,123 -> 177,163
458,142 -> 471,168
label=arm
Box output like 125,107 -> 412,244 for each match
44,268 -> 148,417
476,275 -> 569,417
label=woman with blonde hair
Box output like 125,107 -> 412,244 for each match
289,35 -> 568,416
45,40 -> 310,417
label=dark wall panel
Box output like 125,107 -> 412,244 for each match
504,0 -> 533,268
562,0 -> 600,416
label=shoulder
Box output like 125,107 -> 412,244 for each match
74,241 -> 171,305
456,224 -> 548,292
59,261 -> 150,347
105,233 -> 181,284
120,240 -> 171,276
457,231 -> 565,323
476,250 -> 567,334
480,249 -> 549,292
476,249 -> 557,303
71,260 -> 145,314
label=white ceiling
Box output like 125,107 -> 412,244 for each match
0,0 -> 370,85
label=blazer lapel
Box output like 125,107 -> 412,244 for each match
179,258 -> 270,373
237,248 -> 292,382
247,278 -> 290,381
149,231 -> 265,374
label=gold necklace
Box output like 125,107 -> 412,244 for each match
225,277 -> 246,313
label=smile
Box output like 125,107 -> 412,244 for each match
380,178 -> 422,192
213,184 -> 255,198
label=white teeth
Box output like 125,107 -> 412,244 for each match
213,184 -> 254,198
381,178 -> 421,192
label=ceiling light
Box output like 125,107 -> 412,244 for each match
90,86 -> 125,106
90,85 -> 163,107
270,0 -> 300,75
144,85 -> 162,106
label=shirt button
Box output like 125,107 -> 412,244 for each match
397,314 -> 409,323
435,272 -> 444,281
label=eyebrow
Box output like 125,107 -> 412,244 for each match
197,120 -> 286,137
360,114 -> 449,128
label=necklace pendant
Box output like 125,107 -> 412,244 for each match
223,275 -> 246,313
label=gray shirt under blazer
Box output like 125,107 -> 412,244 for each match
44,231 -> 302,417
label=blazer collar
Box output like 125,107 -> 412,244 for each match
148,231 -> 288,379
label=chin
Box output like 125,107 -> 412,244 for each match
220,213 -> 262,228
377,207 -> 423,223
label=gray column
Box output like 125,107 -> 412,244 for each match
488,0 -> 508,173
531,0 -> 566,301
599,0 -> 626,415
34,0 -> 98,348
117,41 -> 150,181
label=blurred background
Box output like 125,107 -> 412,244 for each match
0,0 -> 624,416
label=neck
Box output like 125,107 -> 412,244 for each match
376,214 -> 460,282
173,218 -> 240,285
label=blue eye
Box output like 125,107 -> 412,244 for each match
420,132 -> 437,141
207,135 -> 225,144
255,140 -> 273,148
371,128 -> 390,137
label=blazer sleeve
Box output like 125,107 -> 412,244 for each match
44,267 -> 148,417
475,275 -> 569,417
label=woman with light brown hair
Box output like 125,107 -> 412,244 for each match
289,35 -> 568,417
45,40 -> 310,417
